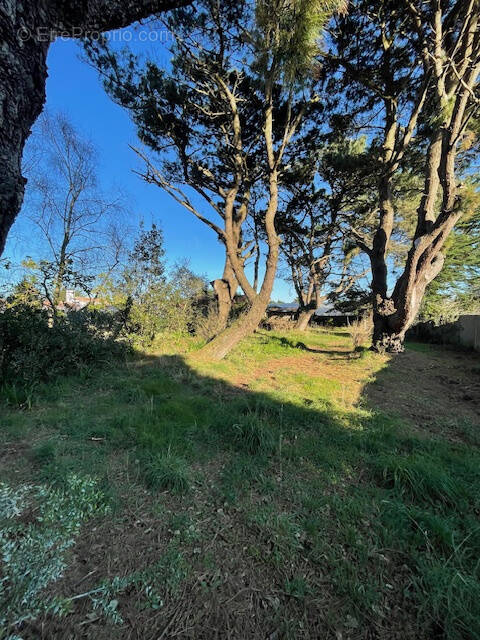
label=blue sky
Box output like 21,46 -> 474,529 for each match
5,34 -> 296,302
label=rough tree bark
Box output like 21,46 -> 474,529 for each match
211,257 -> 238,333
0,0 -> 186,257
295,306 -> 318,331
343,1 -> 480,353
200,168 -> 280,360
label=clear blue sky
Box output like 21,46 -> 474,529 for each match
4,35 -> 296,302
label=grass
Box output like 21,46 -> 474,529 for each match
142,452 -> 192,493
0,328 -> 479,639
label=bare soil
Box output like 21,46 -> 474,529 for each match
365,345 -> 480,436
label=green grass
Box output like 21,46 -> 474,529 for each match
142,452 -> 191,493
1,329 -> 479,639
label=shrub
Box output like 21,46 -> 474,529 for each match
347,315 -> 373,350
191,303 -> 223,341
262,314 -> 296,331
0,305 -> 129,390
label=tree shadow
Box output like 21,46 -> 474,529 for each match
361,343 -> 480,430
257,332 -> 356,359
6,342 -> 480,640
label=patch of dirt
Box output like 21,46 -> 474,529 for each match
0,440 -> 30,460
364,346 -> 480,438
15,471 -> 419,640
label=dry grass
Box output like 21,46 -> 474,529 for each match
263,314 -> 297,331
347,315 -> 373,351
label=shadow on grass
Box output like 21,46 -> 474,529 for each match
1,346 -> 480,640
259,332 -> 356,358
363,341 -> 480,432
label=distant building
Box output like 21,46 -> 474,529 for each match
42,289 -> 104,312
266,302 -> 355,326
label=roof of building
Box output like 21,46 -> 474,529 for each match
267,302 -> 349,317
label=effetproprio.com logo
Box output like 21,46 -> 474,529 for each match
17,26 -> 173,43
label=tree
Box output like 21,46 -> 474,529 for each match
24,112 -> 126,304
325,0 -> 480,352
104,224 -> 208,344
420,186 -> 480,323
6,275 -> 42,308
0,0 -> 190,259
279,141 -> 370,330
199,0 -> 343,358
121,223 -> 166,343
88,0 -> 342,358
86,0 -> 260,334
21,256 -> 95,316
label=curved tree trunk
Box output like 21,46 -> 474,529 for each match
200,168 -> 280,360
371,249 -> 446,353
211,257 -> 238,333
211,278 -> 232,333
295,307 -> 316,331
294,289 -> 327,332
0,0 -> 187,257
199,290 -> 271,360
199,234 -> 279,360
371,314 -> 405,353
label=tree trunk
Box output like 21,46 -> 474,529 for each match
211,278 -> 232,333
0,0 -> 187,258
0,2 -> 50,256
210,256 -> 238,333
198,78 -> 283,360
371,250 -> 446,353
371,312 -> 405,353
199,290 -> 270,360
200,169 -> 280,359
295,307 -> 316,331
54,225 -> 71,304
199,234 -> 279,359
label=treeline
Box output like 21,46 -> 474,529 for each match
2,0 -> 480,363
86,0 -> 480,356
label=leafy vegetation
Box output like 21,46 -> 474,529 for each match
0,475 -> 110,631
0,304 -> 128,394
421,197 -> 480,324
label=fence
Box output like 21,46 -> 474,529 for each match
408,314 -> 480,352
457,315 -> 480,351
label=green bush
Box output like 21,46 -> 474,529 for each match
0,305 -> 128,389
